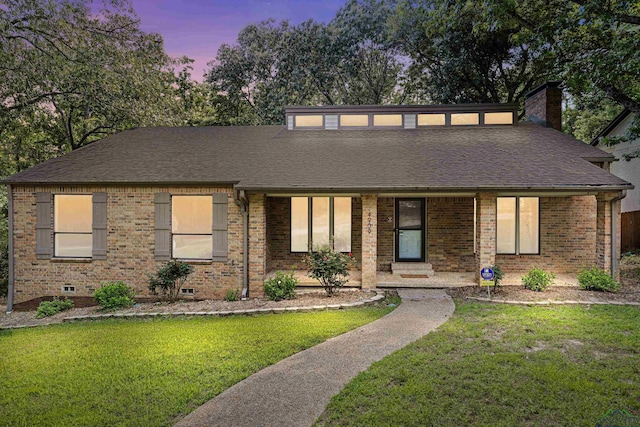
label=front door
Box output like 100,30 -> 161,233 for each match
395,198 -> 425,262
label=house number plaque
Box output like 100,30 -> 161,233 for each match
367,211 -> 373,234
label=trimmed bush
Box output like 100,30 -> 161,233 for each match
578,267 -> 621,293
148,260 -> 194,302
491,264 -> 504,288
522,267 -> 555,292
264,270 -> 297,301
225,288 -> 240,302
305,246 -> 356,296
36,297 -> 74,318
94,281 -> 136,311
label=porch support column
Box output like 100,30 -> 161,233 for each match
476,193 -> 496,284
248,193 -> 267,296
596,192 -> 621,280
361,194 -> 378,289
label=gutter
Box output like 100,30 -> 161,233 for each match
233,188 -> 250,300
6,184 -> 14,313
611,190 -> 627,279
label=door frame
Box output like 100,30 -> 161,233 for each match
394,198 -> 426,262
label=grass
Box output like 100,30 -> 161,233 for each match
317,301 -> 640,427
0,306 -> 393,427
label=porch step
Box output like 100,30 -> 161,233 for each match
391,262 -> 434,276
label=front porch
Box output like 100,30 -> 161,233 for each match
265,269 -> 580,290
249,192 -> 619,294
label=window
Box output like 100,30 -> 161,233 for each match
497,197 -> 539,254
484,112 -> 513,125
340,115 -> 369,127
417,113 -> 445,126
295,115 -> 323,127
451,113 -> 479,125
172,196 -> 212,259
291,197 -> 352,252
373,114 -> 402,127
54,195 -> 92,258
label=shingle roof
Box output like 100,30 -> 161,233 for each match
4,122 -> 632,192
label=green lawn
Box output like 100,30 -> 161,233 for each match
317,302 -> 640,427
0,307 -> 393,427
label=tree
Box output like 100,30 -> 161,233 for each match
0,0 -> 189,153
389,0 -> 555,109
481,0 -> 640,146
0,0 -> 192,293
206,11 -> 408,125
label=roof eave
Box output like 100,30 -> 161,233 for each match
590,108 -> 632,146
4,180 -> 241,187
236,184 -> 634,193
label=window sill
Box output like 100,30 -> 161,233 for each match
174,259 -> 212,265
51,258 -> 92,263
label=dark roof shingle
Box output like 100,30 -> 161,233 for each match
4,122 -> 631,192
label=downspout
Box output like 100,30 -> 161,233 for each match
234,189 -> 249,300
6,185 -> 14,313
611,190 -> 627,279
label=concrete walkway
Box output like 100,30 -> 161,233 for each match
175,289 -> 455,427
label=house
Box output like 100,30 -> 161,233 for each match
591,109 -> 640,252
3,82 -> 633,312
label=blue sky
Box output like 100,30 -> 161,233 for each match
132,0 -> 345,81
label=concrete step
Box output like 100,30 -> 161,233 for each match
392,269 -> 435,277
391,262 -> 433,275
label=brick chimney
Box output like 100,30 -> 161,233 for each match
524,81 -> 562,131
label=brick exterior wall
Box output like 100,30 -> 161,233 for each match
428,197 -> 475,272
265,197 -> 363,272
475,193 -> 497,281
595,192 -> 622,279
496,196 -> 597,273
248,194 -> 266,296
12,188 -> 615,302
361,194 -> 378,288
11,186 -> 243,304
377,198 -> 394,271
525,83 -> 562,131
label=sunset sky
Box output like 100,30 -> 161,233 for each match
132,0 -> 345,81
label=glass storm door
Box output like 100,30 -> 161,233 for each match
395,198 -> 425,262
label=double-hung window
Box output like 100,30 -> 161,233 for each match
497,197 -> 539,254
172,196 -> 212,260
291,197 -> 352,252
54,195 -> 93,258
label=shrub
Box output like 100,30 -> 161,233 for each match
225,288 -> 240,302
522,267 -> 555,292
94,281 -> 136,311
36,297 -> 74,318
264,270 -> 297,301
305,246 -> 356,296
148,260 -> 194,303
577,267 -> 621,293
491,264 -> 504,288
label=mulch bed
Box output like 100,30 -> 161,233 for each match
0,289 -> 377,329
448,282 -> 640,303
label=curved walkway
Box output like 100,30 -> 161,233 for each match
175,289 -> 455,427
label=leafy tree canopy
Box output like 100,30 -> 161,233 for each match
0,0 -> 190,178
